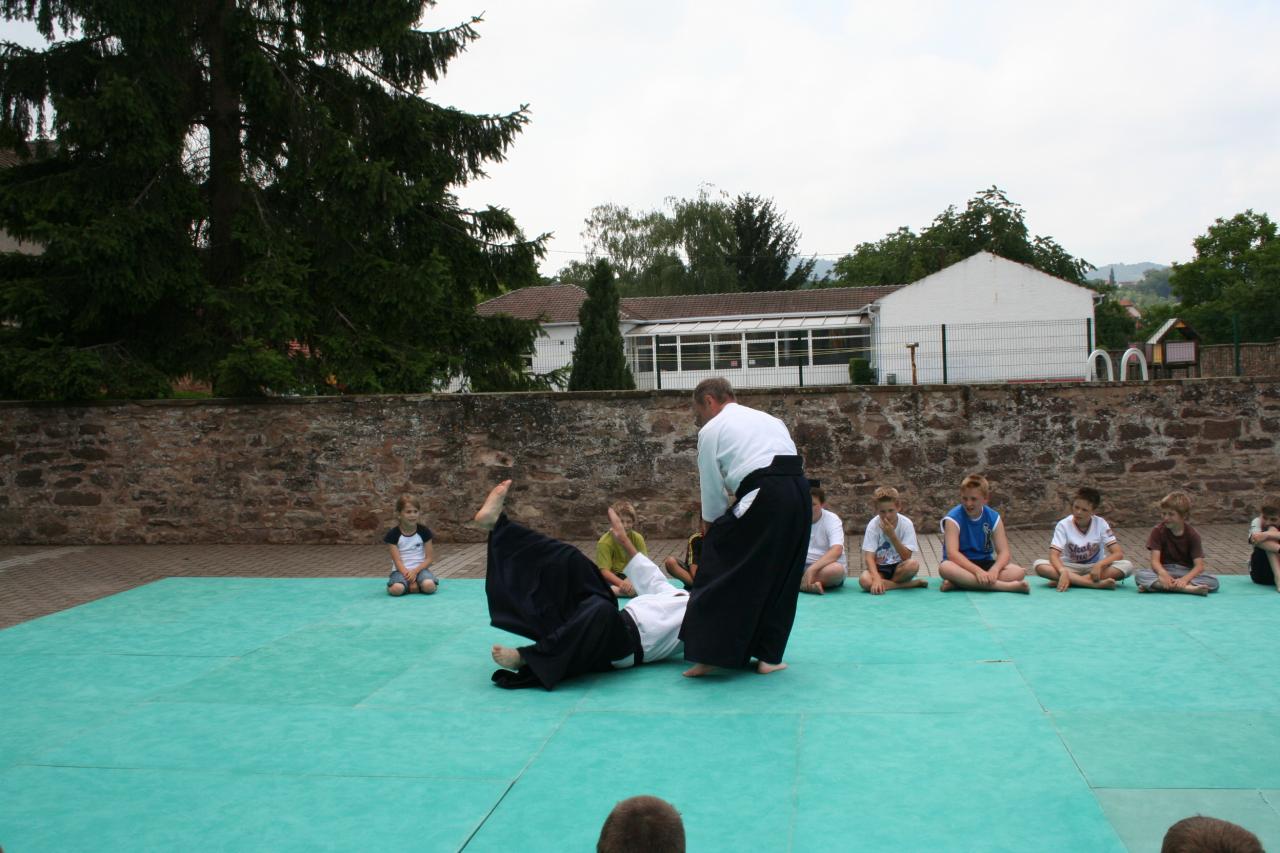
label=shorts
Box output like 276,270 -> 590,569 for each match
876,563 -> 902,580
388,567 -> 439,590
969,558 -> 996,571
1033,558 -> 1134,579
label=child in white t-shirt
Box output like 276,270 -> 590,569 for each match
1032,487 -> 1132,591
800,486 -> 848,594
384,494 -> 438,596
858,486 -> 926,594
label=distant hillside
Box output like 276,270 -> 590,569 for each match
1085,262 -> 1168,284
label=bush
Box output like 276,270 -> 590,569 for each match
849,357 -> 874,385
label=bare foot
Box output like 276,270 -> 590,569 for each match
905,579 -> 928,589
607,507 -> 629,547
1185,584 -> 1209,596
683,663 -> 718,678
1149,581 -> 1166,592
473,480 -> 512,529
800,580 -> 825,595
939,579 -> 955,592
492,644 -> 523,670
1013,581 -> 1031,594
1096,578 -> 1117,590
756,661 -> 788,674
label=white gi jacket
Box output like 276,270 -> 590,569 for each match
697,402 -> 798,522
610,552 -> 688,668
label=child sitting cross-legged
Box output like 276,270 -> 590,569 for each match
1032,487 -> 1133,591
858,486 -> 926,594
1135,490 -> 1218,595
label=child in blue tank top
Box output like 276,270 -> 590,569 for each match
938,474 -> 1029,593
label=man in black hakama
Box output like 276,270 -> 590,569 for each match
680,378 -> 811,677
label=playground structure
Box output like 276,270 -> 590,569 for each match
1086,346 -> 1149,382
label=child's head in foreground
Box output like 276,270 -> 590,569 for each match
1070,487 -> 1102,523
1159,491 -> 1192,527
597,795 -> 685,853
1161,815 -> 1262,853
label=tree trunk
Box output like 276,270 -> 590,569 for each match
202,0 -> 242,291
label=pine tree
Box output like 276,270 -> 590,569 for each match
567,259 -> 634,391
0,1 -> 545,399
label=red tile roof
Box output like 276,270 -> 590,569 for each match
476,284 -> 589,323
476,283 -> 902,324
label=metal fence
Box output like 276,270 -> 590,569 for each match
625,318 -> 1095,389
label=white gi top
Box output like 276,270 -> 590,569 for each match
807,508 -> 848,568
697,402 -> 798,522
610,551 -> 688,669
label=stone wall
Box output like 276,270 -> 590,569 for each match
2,377 -> 1277,545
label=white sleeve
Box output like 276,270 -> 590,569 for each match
698,428 -> 729,522
899,517 -> 919,555
1099,518 -> 1117,547
624,552 -> 677,597
823,512 -> 846,564
861,517 -> 879,553
1050,519 -> 1067,552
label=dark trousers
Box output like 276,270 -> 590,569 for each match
1250,547 -> 1276,586
485,515 -> 630,689
680,465 -> 811,668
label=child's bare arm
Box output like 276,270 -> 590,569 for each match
389,544 -> 408,574
990,525 -> 1012,573
884,525 -> 912,562
412,540 -> 434,572
1048,548 -> 1066,574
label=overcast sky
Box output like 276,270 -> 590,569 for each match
6,2 -> 1279,275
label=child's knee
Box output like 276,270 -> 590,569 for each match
387,583 -> 406,596
418,580 -> 437,594
893,561 -> 919,581
1002,565 -> 1026,580
858,572 -> 873,589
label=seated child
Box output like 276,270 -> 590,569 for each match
800,486 -> 848,594
1135,490 -> 1218,594
1161,815 -> 1263,853
596,500 -> 647,597
1032,487 -> 1133,591
1247,495 -> 1280,591
858,486 -> 926,594
664,530 -> 703,588
384,494 -> 437,596
937,473 -> 1029,593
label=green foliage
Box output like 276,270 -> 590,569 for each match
574,185 -> 818,296
1168,210 -> 1280,344
0,1 -> 544,400
1092,288 -> 1139,349
567,259 -> 634,391
830,186 -> 1091,286
848,357 -> 873,385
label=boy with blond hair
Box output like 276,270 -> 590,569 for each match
1032,487 -> 1133,591
1136,491 -> 1218,594
938,474 -> 1029,593
596,500 -> 647,597
859,486 -> 926,594
1247,495 -> 1280,591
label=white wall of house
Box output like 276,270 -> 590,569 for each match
871,252 -> 1096,384
528,323 -> 578,375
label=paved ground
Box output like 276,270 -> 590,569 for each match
0,523 -> 1259,630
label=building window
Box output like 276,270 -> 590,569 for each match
811,327 -> 870,366
746,331 -> 777,368
680,334 -> 711,371
657,336 -> 678,372
634,337 -> 654,373
713,334 -> 742,369
779,330 -> 809,367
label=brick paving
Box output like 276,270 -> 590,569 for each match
0,524 -> 1260,630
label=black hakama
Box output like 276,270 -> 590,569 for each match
679,456 -> 810,668
485,514 -> 633,689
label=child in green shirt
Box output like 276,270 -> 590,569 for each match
596,500 -> 647,597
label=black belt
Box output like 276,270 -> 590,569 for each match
619,607 -> 644,666
734,454 -> 805,502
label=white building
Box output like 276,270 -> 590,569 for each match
476,252 -> 1099,388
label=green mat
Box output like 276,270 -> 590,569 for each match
1,577 -> 1278,852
